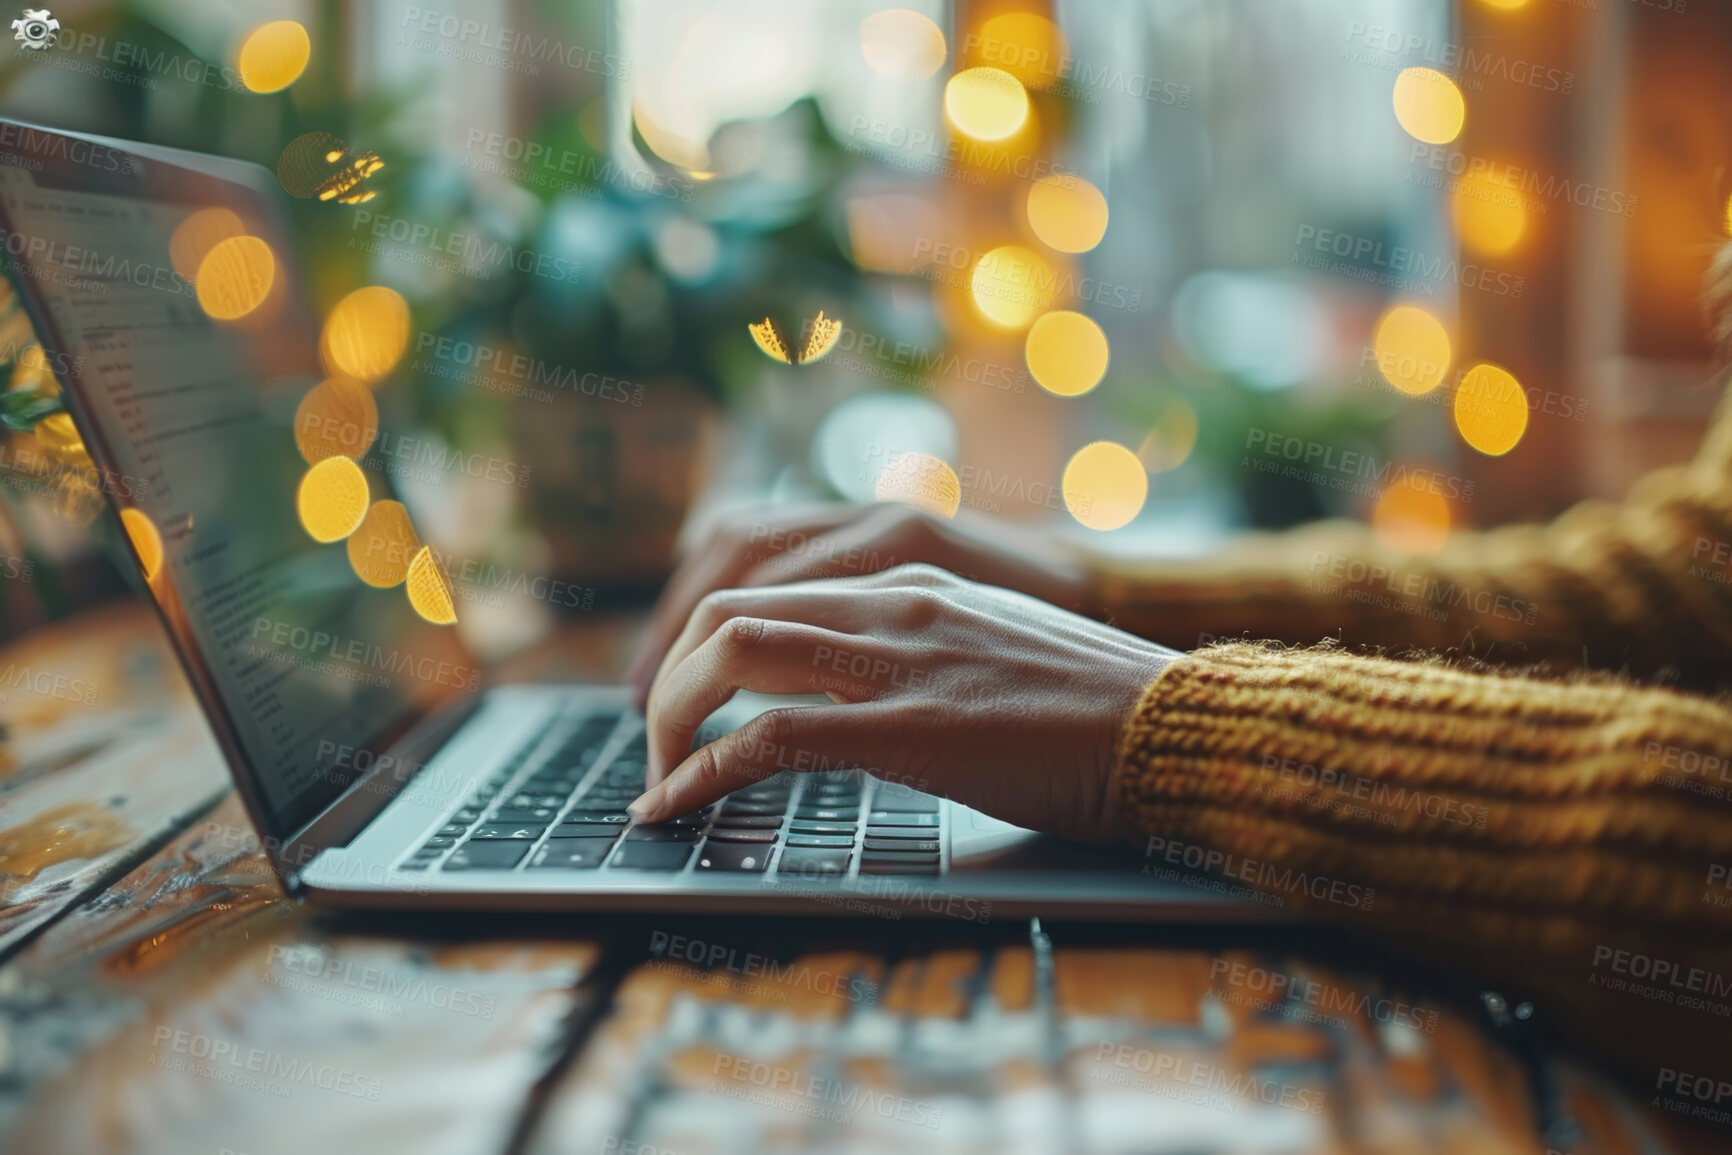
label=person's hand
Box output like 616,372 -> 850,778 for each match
631,564 -> 1176,845
624,503 -> 1094,708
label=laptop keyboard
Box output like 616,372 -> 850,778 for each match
395,707 -> 944,880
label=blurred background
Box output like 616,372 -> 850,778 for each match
0,0 -> 1729,664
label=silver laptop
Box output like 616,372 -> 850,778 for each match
0,120 -> 1269,922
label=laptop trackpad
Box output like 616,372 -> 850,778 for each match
950,806 -> 1141,872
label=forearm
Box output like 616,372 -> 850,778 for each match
1116,642 -> 1732,1078
1089,467 -> 1732,687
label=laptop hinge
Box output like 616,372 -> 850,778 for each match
276,691 -> 485,893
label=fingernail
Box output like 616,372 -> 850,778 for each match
628,784 -> 666,823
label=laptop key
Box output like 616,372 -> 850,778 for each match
451,808 -> 482,824
695,842 -> 771,872
471,824 -> 547,840
789,822 -> 856,836
866,812 -> 939,827
552,825 -> 623,839
493,807 -> 559,824
445,841 -> 531,870
564,810 -> 629,825
778,848 -> 851,878
873,790 -> 942,813
528,839 -> 610,870
419,837 -> 457,850
865,837 -> 939,854
795,808 -> 856,822
706,828 -> 778,844
611,841 -> 693,870
787,834 -> 854,849
720,802 -> 784,817
624,825 -> 702,843
711,815 -> 784,830
865,825 -> 939,841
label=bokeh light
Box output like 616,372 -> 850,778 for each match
973,12 -> 1068,91
1391,68 -> 1465,145
1478,0 -> 1530,8
874,451 -> 962,518
1454,362 -> 1530,456
277,132 -> 384,204
970,245 -> 1052,329
1137,399 -> 1200,474
859,9 -> 947,78
1371,474 -> 1452,554
1026,175 -> 1109,254
237,21 -> 311,94
294,378 -> 379,463
944,67 -> 1030,142
1372,305 -> 1453,396
1062,441 -> 1147,531
168,208 -> 244,280
347,500 -> 421,588
1025,311 -> 1108,397
119,508 -> 164,581
195,236 -> 275,321
406,546 -> 459,625
1453,171 -> 1527,255
321,287 -> 410,384
296,456 -> 370,543
813,392 -> 958,503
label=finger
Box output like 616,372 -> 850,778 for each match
645,584 -> 888,717
625,507 -> 864,702
645,619 -> 883,784
630,703 -> 897,823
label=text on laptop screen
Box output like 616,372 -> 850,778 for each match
0,126 -> 477,837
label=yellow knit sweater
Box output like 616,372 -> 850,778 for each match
1103,379 -> 1732,1084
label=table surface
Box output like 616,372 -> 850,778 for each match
0,602 -> 1723,1155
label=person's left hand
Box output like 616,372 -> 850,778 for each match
633,564 -> 1177,845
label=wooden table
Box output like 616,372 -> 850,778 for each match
0,601 -> 1724,1155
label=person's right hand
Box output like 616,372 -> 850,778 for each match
625,503 -> 1094,707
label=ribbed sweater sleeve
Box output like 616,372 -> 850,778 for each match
1117,641 -> 1732,1078
1090,390 -> 1732,691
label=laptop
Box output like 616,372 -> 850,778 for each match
0,119 -> 1269,922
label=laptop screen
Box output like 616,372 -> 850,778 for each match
0,123 -> 479,838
